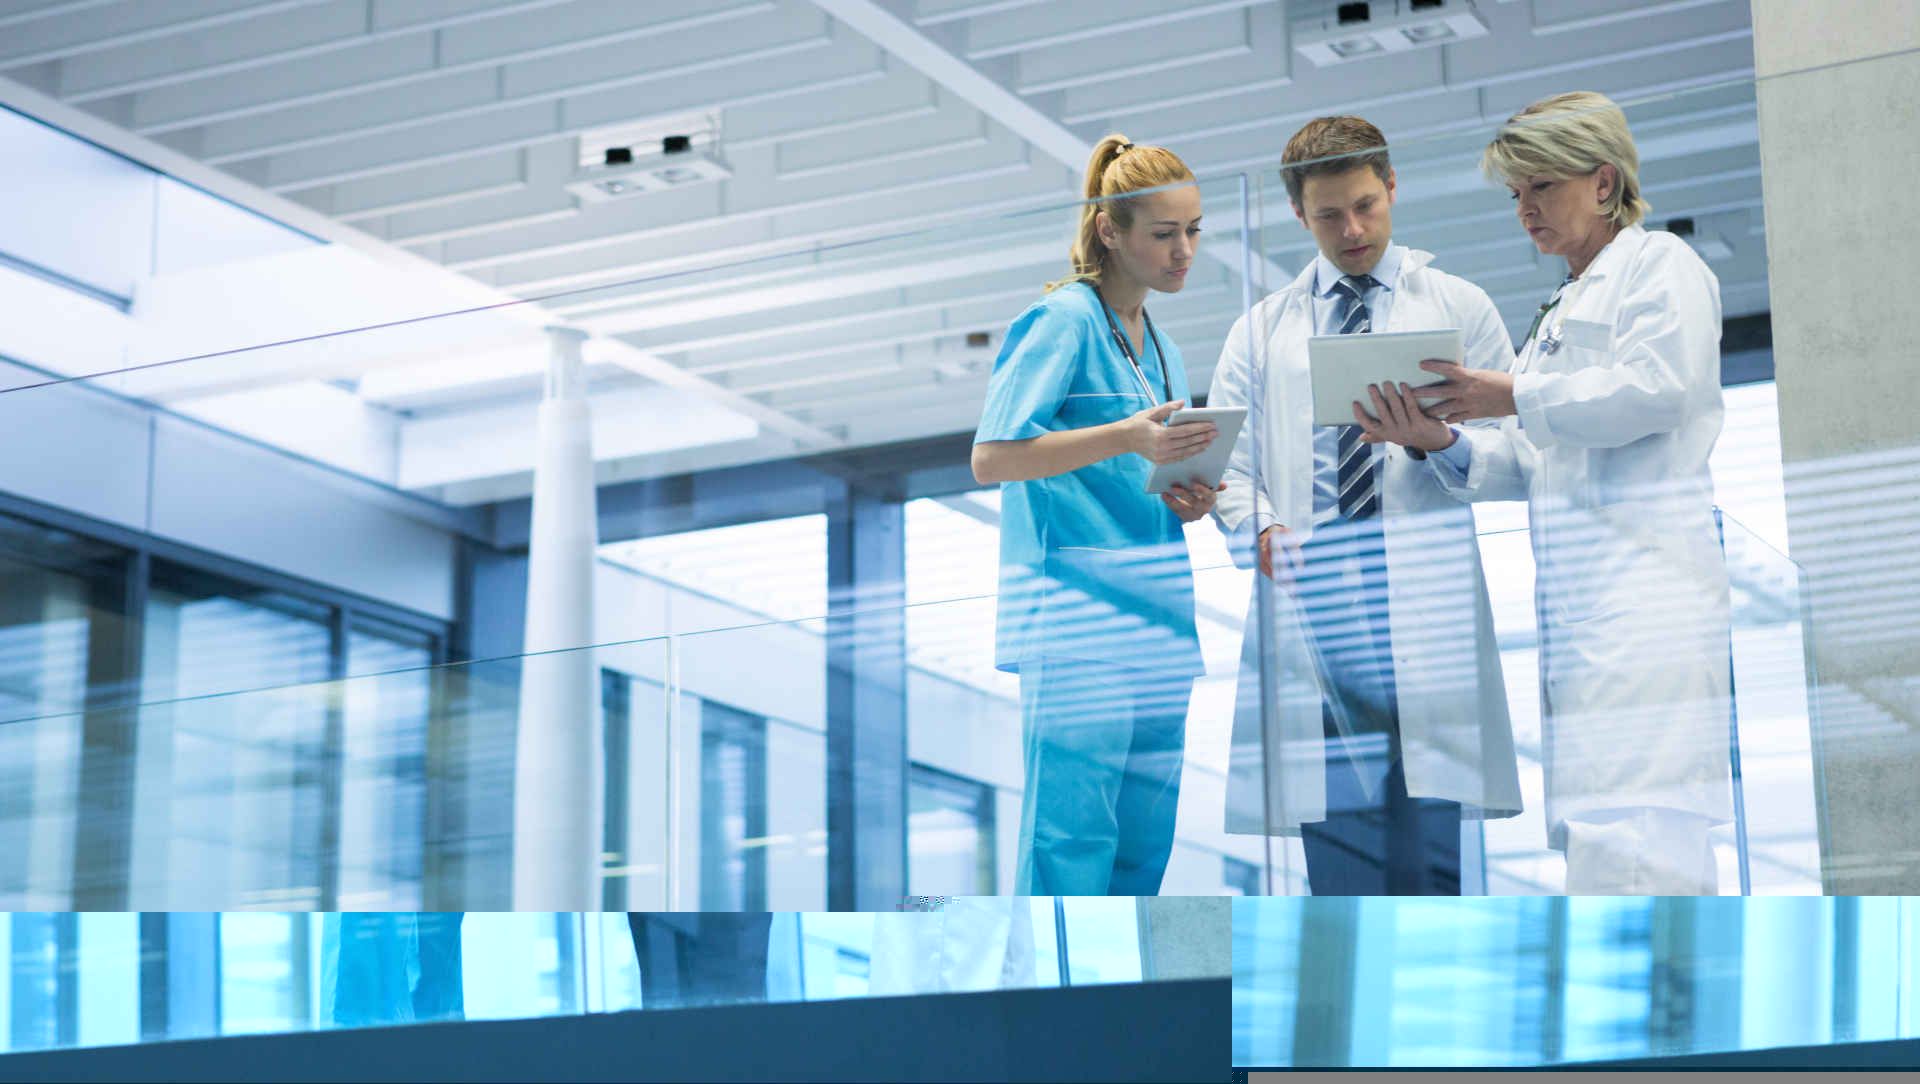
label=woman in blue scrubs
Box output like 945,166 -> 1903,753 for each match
972,135 -> 1217,895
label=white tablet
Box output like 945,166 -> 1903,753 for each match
1308,328 -> 1463,427
1143,406 -> 1247,495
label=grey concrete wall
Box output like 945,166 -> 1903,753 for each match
1751,1 -> 1920,892
1137,896 -> 1230,980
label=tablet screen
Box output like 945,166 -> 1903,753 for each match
1308,329 -> 1462,428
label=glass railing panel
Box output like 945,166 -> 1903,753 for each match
0,519 -> 1821,908
0,61 -> 1863,903
0,637 -> 674,912
1234,897 -> 1920,1069
0,900 -> 1224,1057
1238,74 -> 1781,897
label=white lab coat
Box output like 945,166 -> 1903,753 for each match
1433,225 -> 1733,848
1210,249 -> 1524,835
867,898 -> 1036,995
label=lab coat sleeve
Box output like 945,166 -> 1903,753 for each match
1429,280 -> 1530,501
1511,242 -> 1719,450
1208,311 -> 1275,569
974,300 -> 1085,444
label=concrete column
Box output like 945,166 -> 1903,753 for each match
1135,897 -> 1230,980
1751,2 -> 1920,893
511,327 -> 603,911
824,481 -> 907,910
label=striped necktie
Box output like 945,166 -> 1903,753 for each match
1332,274 -> 1380,520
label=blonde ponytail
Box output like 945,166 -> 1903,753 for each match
1045,134 -> 1195,292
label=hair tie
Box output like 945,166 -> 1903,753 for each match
1116,141 -> 1134,155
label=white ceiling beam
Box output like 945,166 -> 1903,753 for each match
425,428 -> 812,507
362,5 -> 1751,296
56,0 -> 579,104
582,238 -> 1059,338
1104,18 -> 1752,149
811,0 -> 1289,290
0,1 -> 121,32
369,90 -> 986,247
811,0 -> 1087,165
503,104 -> 1753,332
596,338 -> 840,448
1531,0 -> 1736,36
0,68 -> 837,450
1012,12 -> 1257,97
546,218 -> 1056,321
442,133 -> 1049,285
963,0 -> 1276,62
1057,3 -> 1290,125
913,0 -> 1049,29
674,275 -> 1238,379
240,34 -> 884,194
186,4 -> 829,166
396,381 -> 761,490
622,276 -> 1062,359
308,66 -> 933,225
0,0 -> 318,68
117,0 -> 776,134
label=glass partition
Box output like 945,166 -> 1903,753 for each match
0,165 -> 1261,910
0,507 -> 1815,909
0,62 -> 1863,904
0,900 -> 1224,1057
1234,896 -> 1920,1068
1238,74 -> 1786,898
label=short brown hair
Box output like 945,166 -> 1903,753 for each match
1280,116 -> 1391,206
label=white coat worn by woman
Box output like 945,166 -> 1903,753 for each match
1425,225 -> 1733,891
1369,92 -> 1735,893
1209,248 -> 1524,841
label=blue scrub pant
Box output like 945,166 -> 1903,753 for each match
1293,518 -> 1461,896
328,912 -> 466,1027
1014,658 -> 1192,896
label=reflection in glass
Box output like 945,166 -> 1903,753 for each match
908,764 -> 997,896
0,903 -> 1170,1056
136,568 -> 332,911
1234,897 -> 1919,1067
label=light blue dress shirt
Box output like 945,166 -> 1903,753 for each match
1308,243 -> 1404,526
1234,243 -> 1413,551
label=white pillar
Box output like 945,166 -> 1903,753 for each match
512,326 -> 603,911
1752,1 -> 1920,892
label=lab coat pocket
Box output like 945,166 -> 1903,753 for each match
1535,317 -> 1612,375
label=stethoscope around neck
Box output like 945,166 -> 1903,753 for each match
1092,283 -> 1170,403
1527,273 -> 1593,359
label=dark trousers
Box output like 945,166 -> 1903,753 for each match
625,914 -> 772,1009
1294,517 -> 1462,896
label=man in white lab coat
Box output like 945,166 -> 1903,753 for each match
1210,116 -> 1522,894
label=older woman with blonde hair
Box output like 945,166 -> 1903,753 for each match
1357,91 -> 1734,894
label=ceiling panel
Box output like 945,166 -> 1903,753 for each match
0,0 -> 1770,498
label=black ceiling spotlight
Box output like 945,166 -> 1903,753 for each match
1337,2 -> 1371,25
662,134 -> 693,155
965,331 -> 992,349
603,146 -> 632,166
1667,217 -> 1696,237
1410,0 -> 1443,9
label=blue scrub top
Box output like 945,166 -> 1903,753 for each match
974,282 -> 1204,678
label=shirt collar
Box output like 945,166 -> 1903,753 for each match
1314,241 -> 1405,298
